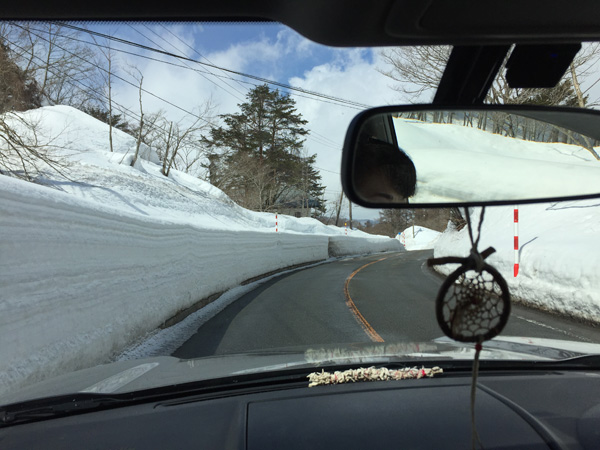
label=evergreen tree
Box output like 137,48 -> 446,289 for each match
0,40 -> 42,113
203,84 -> 324,213
82,106 -> 132,134
519,79 -> 583,107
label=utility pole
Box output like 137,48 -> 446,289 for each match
335,191 -> 343,226
348,200 -> 353,230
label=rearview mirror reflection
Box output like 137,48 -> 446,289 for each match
342,106 -> 600,207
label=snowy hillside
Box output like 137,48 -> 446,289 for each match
433,203 -> 600,324
397,226 -> 441,251
0,106 -> 399,397
393,117 -> 600,203
5,105 -> 382,235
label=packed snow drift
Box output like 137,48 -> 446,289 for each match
433,203 -> 600,325
393,117 -> 600,203
0,106 -> 400,397
397,226 -> 441,251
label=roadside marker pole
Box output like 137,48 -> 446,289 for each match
401,231 -> 406,248
345,222 -> 347,235
276,213 -> 278,233
514,206 -> 519,277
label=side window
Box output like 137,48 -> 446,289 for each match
360,114 -> 398,147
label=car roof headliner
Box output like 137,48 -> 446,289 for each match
2,0 -> 600,47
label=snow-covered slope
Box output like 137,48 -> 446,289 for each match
0,106 -> 399,397
6,105 -> 380,235
397,226 -> 441,251
433,203 -> 600,324
393,117 -> 600,203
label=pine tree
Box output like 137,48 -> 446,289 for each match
203,84 -> 324,213
0,41 -> 42,113
82,106 -> 132,134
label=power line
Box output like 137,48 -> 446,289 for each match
50,21 -> 372,110
16,22 -> 367,113
4,35 -> 208,156
11,23 -> 220,128
309,129 -> 341,147
8,32 -> 344,182
306,132 -> 341,151
157,23 -> 251,95
316,166 -> 340,175
7,24 -> 347,182
135,23 -> 246,102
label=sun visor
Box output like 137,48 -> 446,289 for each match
385,0 -> 600,45
505,44 -> 581,88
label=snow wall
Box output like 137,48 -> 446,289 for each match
0,177 -> 401,396
433,204 -> 600,325
329,235 -> 403,257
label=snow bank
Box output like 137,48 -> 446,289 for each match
329,235 -> 402,256
397,226 -> 441,251
433,202 -> 600,324
0,106 -> 400,396
3,106 -> 364,237
393,118 -> 600,203
0,175 -> 331,395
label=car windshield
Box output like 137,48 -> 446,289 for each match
2,21 -> 600,406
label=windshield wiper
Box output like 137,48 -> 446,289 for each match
0,393 -> 125,427
543,353 -> 600,368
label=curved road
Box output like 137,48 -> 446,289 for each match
173,251 -> 600,358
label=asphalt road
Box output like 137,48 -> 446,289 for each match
173,250 -> 600,358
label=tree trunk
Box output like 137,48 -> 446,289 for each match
107,54 -> 113,153
130,74 -> 144,167
348,201 -> 353,230
335,192 -> 343,227
162,122 -> 173,176
570,62 -> 586,108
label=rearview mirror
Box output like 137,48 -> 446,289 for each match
341,105 -> 600,207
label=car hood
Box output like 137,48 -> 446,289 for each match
3,336 -> 600,406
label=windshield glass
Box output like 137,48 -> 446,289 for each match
2,21 -> 600,406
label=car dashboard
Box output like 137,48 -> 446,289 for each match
1,369 -> 600,449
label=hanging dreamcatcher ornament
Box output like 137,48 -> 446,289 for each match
427,207 -> 511,450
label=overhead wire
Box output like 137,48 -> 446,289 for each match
315,166 -> 340,174
13,22 -> 368,125
10,22 -> 220,128
138,24 -> 349,158
8,22 -> 349,180
133,23 -> 246,102
49,21 -> 372,110
157,23 -> 251,95
88,23 -> 349,154
309,129 -> 341,147
12,23 -> 358,154
2,33 -> 211,157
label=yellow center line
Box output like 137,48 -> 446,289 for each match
343,256 -> 388,343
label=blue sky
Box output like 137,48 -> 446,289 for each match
94,22 -> 358,93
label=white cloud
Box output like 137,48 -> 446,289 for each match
289,49 -> 400,219
108,24 -> 406,219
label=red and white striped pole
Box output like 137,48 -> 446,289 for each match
514,206 -> 519,277
275,213 -> 278,233
345,222 -> 347,235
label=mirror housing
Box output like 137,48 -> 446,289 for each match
342,105 -> 600,208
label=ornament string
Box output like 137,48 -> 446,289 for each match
466,207 -> 485,450
428,206 -> 510,450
